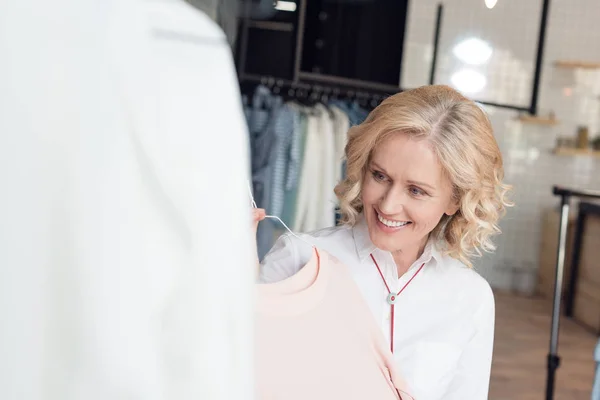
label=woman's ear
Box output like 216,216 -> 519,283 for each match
445,205 -> 459,216
445,195 -> 460,216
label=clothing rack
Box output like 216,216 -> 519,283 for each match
240,74 -> 393,109
546,185 -> 600,400
243,73 -> 364,259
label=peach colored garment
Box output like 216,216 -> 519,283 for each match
255,248 -> 414,400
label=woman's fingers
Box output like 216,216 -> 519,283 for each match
252,208 -> 266,224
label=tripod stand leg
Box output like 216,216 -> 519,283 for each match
545,196 -> 570,400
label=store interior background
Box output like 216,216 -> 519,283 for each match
192,0 -> 600,398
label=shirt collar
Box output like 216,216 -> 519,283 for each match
352,215 -> 377,260
351,214 -> 443,266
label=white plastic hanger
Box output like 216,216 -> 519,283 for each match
247,181 -> 314,248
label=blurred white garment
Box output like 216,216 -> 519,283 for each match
0,0 -> 254,399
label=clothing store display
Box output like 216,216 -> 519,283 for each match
256,248 -> 414,400
0,1 -> 254,399
244,85 -> 363,259
259,216 -> 495,400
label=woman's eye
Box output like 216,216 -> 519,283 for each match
410,187 -> 425,196
372,171 -> 387,182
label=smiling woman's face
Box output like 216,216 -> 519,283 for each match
361,133 -> 459,253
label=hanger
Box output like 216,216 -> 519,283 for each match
247,181 -> 314,248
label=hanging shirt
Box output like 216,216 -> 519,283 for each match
314,104 -> 337,229
256,248 -> 414,400
244,85 -> 287,260
259,216 -> 495,400
282,102 -> 312,231
269,105 -> 298,219
330,105 -> 350,183
293,113 -> 321,232
246,85 -> 282,214
0,1 -> 254,399
328,100 -> 369,126
279,108 -> 305,227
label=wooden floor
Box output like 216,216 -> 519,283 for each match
490,291 -> 598,400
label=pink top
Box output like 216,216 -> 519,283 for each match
255,248 -> 414,400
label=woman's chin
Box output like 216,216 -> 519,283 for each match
369,233 -> 397,253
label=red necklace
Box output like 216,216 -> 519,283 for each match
370,254 -> 425,353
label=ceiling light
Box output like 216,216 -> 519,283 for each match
453,37 -> 493,65
485,0 -> 498,9
450,69 -> 487,94
275,1 -> 297,12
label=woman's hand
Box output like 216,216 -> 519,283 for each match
252,208 -> 266,235
252,208 -> 266,273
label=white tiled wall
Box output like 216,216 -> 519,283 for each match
402,0 -> 600,294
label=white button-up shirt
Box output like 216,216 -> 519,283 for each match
259,217 -> 495,400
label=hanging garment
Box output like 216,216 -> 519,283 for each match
245,86 -> 283,259
255,248 -> 414,400
286,110 -> 303,192
246,85 -> 282,213
280,108 -> 307,227
283,102 -> 313,231
329,99 -> 368,126
314,104 -> 337,230
0,1 -> 254,399
293,113 -> 321,232
269,106 -> 299,220
330,104 -> 350,183
245,86 -> 302,260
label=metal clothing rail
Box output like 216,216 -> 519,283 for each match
546,185 -> 600,400
240,74 -> 391,108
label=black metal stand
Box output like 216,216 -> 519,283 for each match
546,185 -> 600,400
564,202 -> 600,321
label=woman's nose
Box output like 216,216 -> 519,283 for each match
378,187 -> 404,215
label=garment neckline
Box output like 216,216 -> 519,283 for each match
256,247 -> 330,316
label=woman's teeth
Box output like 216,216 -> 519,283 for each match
377,213 -> 410,228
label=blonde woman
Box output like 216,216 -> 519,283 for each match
253,85 -> 511,399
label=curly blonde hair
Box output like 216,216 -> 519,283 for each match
334,85 -> 512,267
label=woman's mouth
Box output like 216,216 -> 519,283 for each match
377,212 -> 412,229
